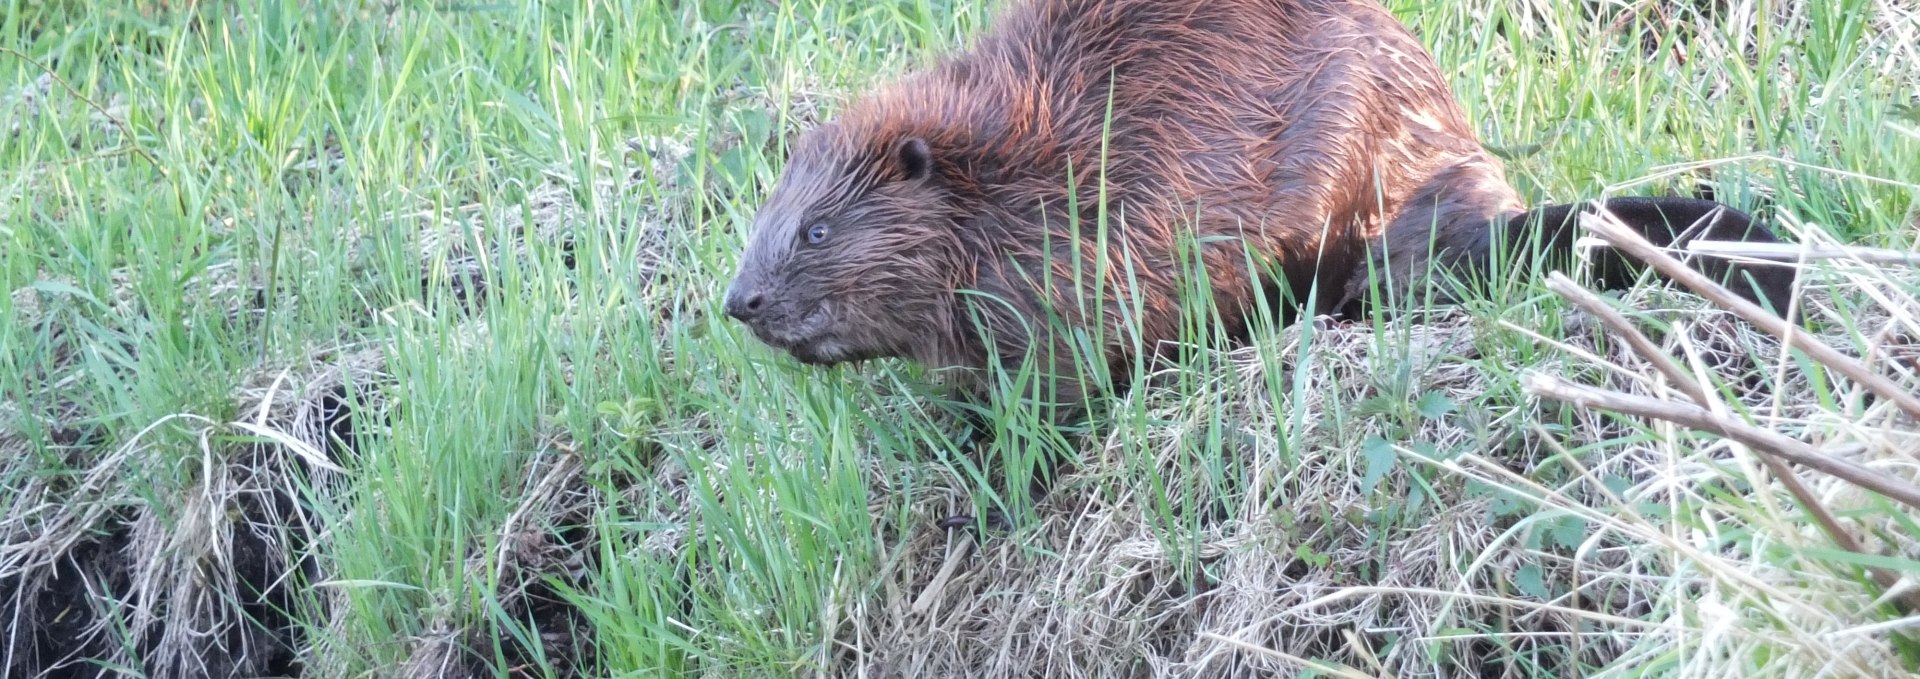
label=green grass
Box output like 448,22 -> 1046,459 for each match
3,0 -> 1918,677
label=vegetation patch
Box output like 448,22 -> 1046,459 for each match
1,0 -> 1916,677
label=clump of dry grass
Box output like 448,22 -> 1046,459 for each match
829,312 -> 1616,677
812,213 -> 1920,677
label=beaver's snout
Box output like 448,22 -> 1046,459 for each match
723,279 -> 770,324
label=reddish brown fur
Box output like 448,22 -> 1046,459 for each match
723,0 -> 1796,414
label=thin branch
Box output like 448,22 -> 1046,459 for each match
1,46 -> 168,179
1681,240 -> 1920,266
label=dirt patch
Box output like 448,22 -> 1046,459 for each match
0,511 -> 137,677
0,342 -> 387,678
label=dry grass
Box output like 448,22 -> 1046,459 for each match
0,343 -> 380,677
814,241 -> 1920,677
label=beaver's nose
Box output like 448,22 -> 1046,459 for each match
724,284 -> 768,322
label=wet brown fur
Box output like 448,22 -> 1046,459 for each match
724,0 -> 1798,417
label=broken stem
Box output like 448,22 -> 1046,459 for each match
1525,374 -> 1920,512
1543,272 -> 1707,405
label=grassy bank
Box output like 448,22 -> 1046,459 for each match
3,0 -> 1918,677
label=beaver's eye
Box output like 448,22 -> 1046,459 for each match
806,223 -> 830,245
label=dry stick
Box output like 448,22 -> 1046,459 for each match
1543,272 -> 1708,405
1534,374 -> 1920,612
1526,374 -> 1920,512
1579,208 -> 1920,421
1685,240 -> 1920,266
1543,272 -> 1920,611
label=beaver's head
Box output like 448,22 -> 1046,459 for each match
723,124 -> 970,367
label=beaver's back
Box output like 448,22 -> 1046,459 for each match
741,0 -> 1536,405
822,0 -> 1509,356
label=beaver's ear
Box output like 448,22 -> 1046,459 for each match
894,137 -> 933,182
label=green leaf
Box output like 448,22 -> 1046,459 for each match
1415,391 -> 1456,420
1515,563 -> 1549,599
1550,515 -> 1588,549
1294,543 -> 1329,569
26,280 -> 106,310
1797,546 -> 1920,573
1353,395 -> 1397,419
1360,435 -> 1396,495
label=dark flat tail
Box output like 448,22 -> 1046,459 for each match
1502,196 -> 1800,318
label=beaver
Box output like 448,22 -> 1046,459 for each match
722,0 -> 1798,424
